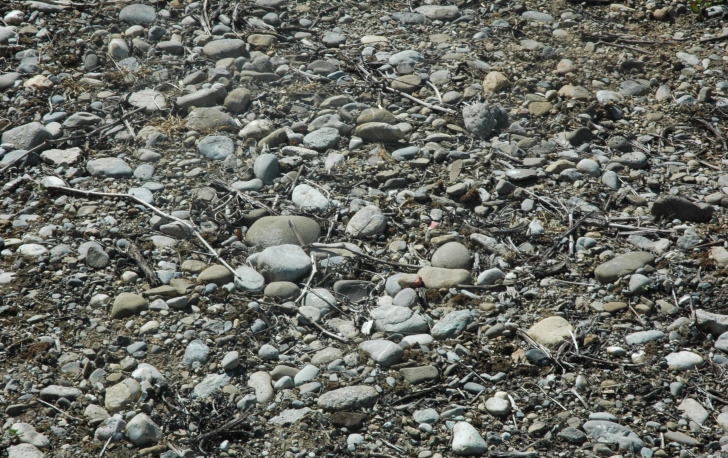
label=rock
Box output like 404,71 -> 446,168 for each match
359,340 -> 404,366
477,268 -> 504,285
462,103 -> 508,138
417,266 -> 471,288
400,366 -> 439,384
452,421 -> 487,455
558,427 -> 587,444
40,147 -> 82,166
7,444 -> 46,458
2,122 -> 52,150
224,88 -> 252,113
248,371 -> 274,402
119,4 -> 156,24
354,123 -> 405,143
198,135 -> 234,160
11,423 -> 50,448
110,293 -> 148,319
247,216 -> 321,249
583,420 -> 643,452
197,264 -> 234,286
431,242 -> 471,269
664,431 -> 699,446
222,351 -> 240,371
564,127 -> 592,145
678,398 -> 709,425
39,385 -> 81,401
665,351 -> 704,370
484,397 -> 511,416
414,5 -> 460,21
317,386 -> 379,411
431,309 -> 476,339
371,304 -> 429,334
527,316 -> 573,347
86,158 -> 132,178
185,107 -> 236,130
253,153 -> 280,184
482,71 -> 511,93
268,408 -> 312,426
125,413 -> 162,446
86,244 -> 110,269
697,309 -> 728,336
94,417 -> 126,443
193,373 -> 231,398
105,378 -> 142,413
292,184 -> 329,212
254,244 -> 311,282
203,39 -> 247,59
129,88 -> 166,112
651,195 -> 714,223
303,127 -> 341,150
234,266 -> 265,292
347,206 -> 387,237
594,251 -> 654,284
625,330 -> 664,345
183,339 -> 210,367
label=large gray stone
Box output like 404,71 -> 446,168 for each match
431,309 -> 476,339
359,340 -> 404,366
292,184 -> 329,212
418,266 -> 471,288
177,85 -> 227,109
202,39 -> 248,59
317,386 -> 378,411
347,206 -> 386,237
2,122 -> 52,150
86,158 -> 133,178
594,251 -> 654,284
105,378 -> 141,413
110,293 -> 148,319
452,421 -> 487,455
254,244 -> 311,282
119,4 -> 156,24
414,5 -> 460,20
583,420 -> 643,452
185,107 -> 236,130
463,103 -> 509,139
247,216 -> 321,249
198,135 -> 234,160
125,413 -> 162,446
651,195 -> 714,223
431,242 -> 471,269
371,304 -> 429,334
303,127 -> 341,150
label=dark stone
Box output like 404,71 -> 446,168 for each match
651,195 -> 714,223
329,411 -> 368,430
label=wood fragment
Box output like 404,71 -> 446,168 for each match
127,242 -> 161,287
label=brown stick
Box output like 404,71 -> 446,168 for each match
695,118 -> 728,152
127,242 -> 161,287
595,40 -> 649,54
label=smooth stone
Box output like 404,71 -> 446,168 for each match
248,371 -> 274,402
125,413 -> 162,446
371,304 -> 429,334
292,184 -> 329,212
104,378 -> 142,413
452,421 -> 487,455
594,251 -> 654,284
431,242 -> 471,269
527,316 -> 573,347
431,309 -> 476,340
198,264 -> 234,286
254,244 -> 311,282
625,330 -> 664,345
665,351 -> 704,370
347,206 -> 386,237
583,420 -> 643,452
417,266 -> 471,288
198,135 -> 234,160
651,195 -> 714,223
86,158 -> 132,178
354,122 -> 405,143
317,386 -> 379,411
110,293 -> 148,319
247,216 -> 321,249
359,340 -> 404,366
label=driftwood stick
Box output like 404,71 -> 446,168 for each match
595,40 -> 649,54
127,242 -> 161,287
210,179 -> 279,215
50,185 -> 241,281
696,118 -> 728,152
310,242 -> 422,270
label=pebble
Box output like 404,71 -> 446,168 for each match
452,421 -> 487,455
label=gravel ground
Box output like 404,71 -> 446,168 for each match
3,0 -> 728,457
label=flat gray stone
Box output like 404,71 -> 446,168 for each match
198,135 -> 234,160
2,122 -> 52,150
583,420 -> 643,452
594,251 -> 654,284
87,158 -> 132,178
452,421 -> 487,455
119,4 -> 156,24
317,386 -> 378,411
359,340 -> 404,366
246,216 -> 321,249
254,244 -> 311,282
431,309 -> 476,340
